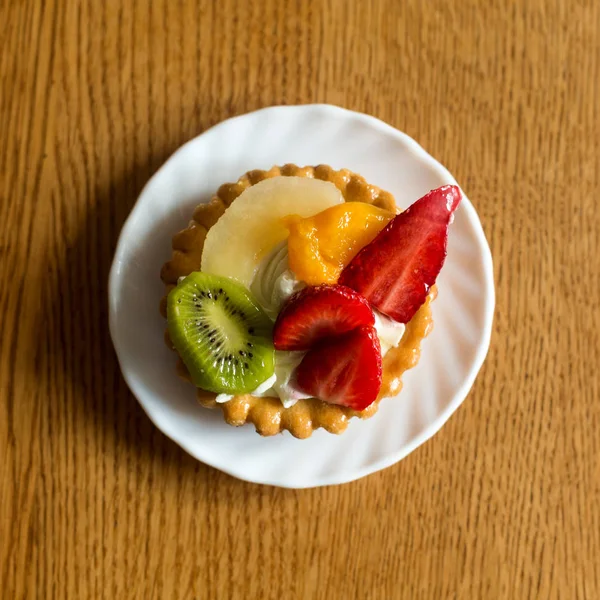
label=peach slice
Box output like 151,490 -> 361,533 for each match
285,202 -> 395,285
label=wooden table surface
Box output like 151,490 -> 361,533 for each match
2,1 -> 599,598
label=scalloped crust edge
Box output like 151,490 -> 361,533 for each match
160,164 -> 434,438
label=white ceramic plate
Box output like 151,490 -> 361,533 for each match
109,104 -> 494,488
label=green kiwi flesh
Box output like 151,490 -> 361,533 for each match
167,272 -> 275,393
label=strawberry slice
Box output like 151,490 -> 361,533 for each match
273,284 -> 374,351
339,185 -> 462,323
295,326 -> 382,410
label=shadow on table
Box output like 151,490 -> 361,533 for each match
46,128 -> 250,488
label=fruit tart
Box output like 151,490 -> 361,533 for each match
160,165 -> 461,438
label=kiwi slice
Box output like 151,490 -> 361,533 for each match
167,272 -> 275,394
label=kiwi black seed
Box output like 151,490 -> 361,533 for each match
167,272 -> 275,394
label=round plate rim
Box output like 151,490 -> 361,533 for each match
108,104 -> 495,488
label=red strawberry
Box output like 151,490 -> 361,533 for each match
273,284 -> 374,351
295,326 -> 382,410
339,185 -> 461,323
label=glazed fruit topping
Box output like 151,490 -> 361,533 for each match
273,284 -> 375,351
339,185 -> 462,323
295,326 -> 383,410
284,202 -> 394,285
167,272 -> 274,393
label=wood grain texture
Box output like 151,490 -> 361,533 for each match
1,0 -> 599,598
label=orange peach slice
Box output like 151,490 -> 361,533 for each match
285,202 -> 395,285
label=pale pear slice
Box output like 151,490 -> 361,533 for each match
201,176 -> 344,288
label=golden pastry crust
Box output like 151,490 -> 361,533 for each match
160,164 -> 434,438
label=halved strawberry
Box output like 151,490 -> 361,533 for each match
295,326 -> 382,410
339,185 -> 462,323
273,284 -> 374,351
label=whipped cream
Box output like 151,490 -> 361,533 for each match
373,311 -> 406,354
270,351 -> 311,407
215,353 -> 310,407
251,242 -> 305,319
215,373 -> 277,404
218,243 -> 406,408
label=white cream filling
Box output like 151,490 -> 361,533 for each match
250,241 -> 304,319
374,311 -> 406,355
214,353 -> 310,408
215,373 -> 278,404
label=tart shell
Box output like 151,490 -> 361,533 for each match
160,164 -> 434,439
